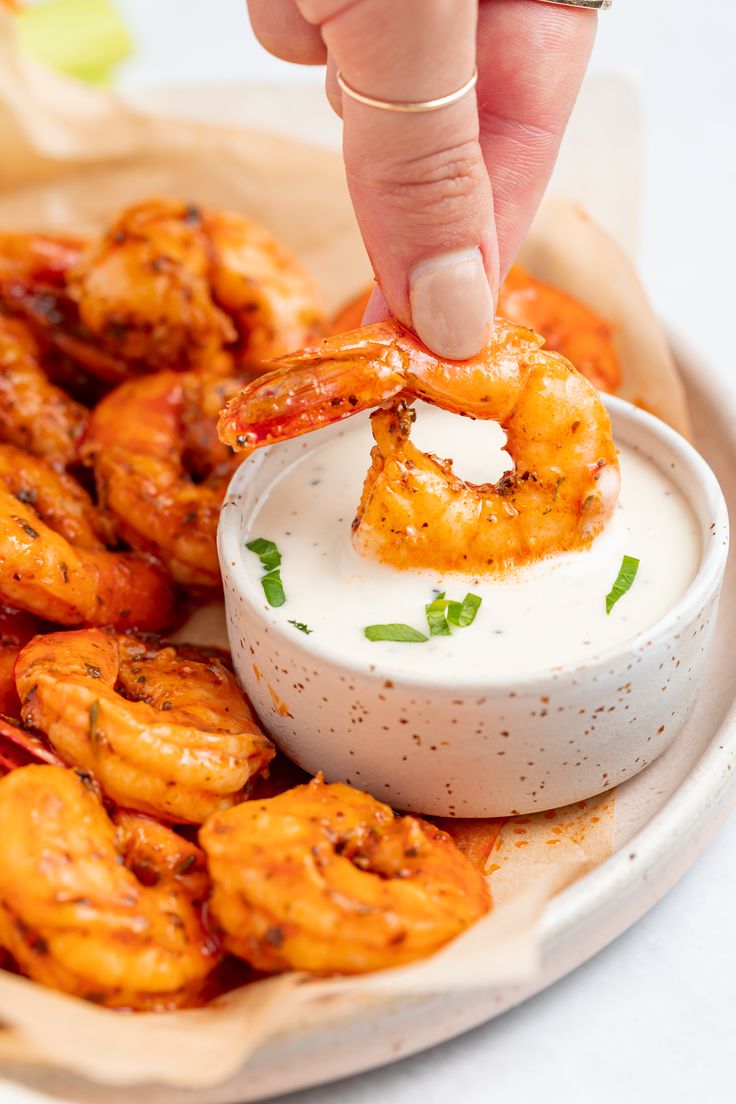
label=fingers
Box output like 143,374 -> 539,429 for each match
476,0 -> 597,275
299,0 -> 496,360
247,0 -> 326,64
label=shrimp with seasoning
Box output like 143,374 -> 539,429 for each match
82,370 -> 246,588
0,765 -> 220,1009
66,197 -> 325,374
218,319 -> 620,574
0,232 -> 86,288
331,266 -> 621,393
0,605 -> 41,718
15,629 -> 275,824
497,264 -> 621,393
0,445 -> 174,629
0,315 -> 88,469
201,776 -> 490,975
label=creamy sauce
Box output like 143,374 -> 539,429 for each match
244,404 -> 701,681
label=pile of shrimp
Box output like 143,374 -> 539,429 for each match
0,200 -> 621,1010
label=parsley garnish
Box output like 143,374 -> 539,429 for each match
246,538 -> 286,607
606,555 -> 640,614
425,592 -> 482,635
288,620 -> 313,635
364,623 -> 429,643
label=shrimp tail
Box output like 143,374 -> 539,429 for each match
218,321 -> 409,451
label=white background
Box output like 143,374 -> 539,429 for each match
5,2 -> 736,1102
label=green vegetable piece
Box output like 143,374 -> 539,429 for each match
246,537 -> 282,572
364,624 -> 428,643
288,620 -> 313,634
261,570 -> 286,608
455,592 -> 482,627
605,555 -> 640,614
425,595 -> 451,636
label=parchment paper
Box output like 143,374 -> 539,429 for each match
0,11 -> 680,1091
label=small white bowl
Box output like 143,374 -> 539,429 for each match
218,397 -> 729,817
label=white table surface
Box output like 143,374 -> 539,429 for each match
4,2 -> 736,1102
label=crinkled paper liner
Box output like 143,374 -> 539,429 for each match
0,11 -> 685,1091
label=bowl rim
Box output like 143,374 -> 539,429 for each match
218,394 -> 730,693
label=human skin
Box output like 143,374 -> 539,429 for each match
245,0 -> 597,359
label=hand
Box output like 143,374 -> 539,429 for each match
246,0 -> 596,359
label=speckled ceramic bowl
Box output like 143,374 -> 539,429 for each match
218,396 -> 729,817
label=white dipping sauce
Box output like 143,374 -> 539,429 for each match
244,403 -> 701,680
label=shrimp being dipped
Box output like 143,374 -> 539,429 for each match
82,370 -> 246,588
15,629 -> 275,823
0,446 -> 174,629
497,265 -> 621,393
331,267 -> 621,393
0,315 -> 88,469
218,319 -> 620,574
0,765 -> 220,1010
201,776 -> 490,975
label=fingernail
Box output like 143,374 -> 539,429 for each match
409,248 -> 493,360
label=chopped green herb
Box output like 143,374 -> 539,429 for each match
448,592 -> 482,628
288,620 -> 313,635
246,537 -> 282,573
606,555 -> 640,614
175,854 -> 197,876
425,591 -> 482,635
425,593 -> 451,636
246,537 -> 286,606
261,569 -> 286,608
364,623 -> 429,643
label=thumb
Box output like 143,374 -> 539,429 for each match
301,0 -> 496,360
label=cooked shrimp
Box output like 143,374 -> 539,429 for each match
0,232 -> 86,287
0,443 -> 113,549
66,198 -> 324,373
331,268 -> 621,393
0,315 -> 88,469
0,605 -> 41,718
200,775 -> 491,975
329,286 -> 372,335
15,629 -> 275,823
0,715 -> 62,773
0,446 -> 174,629
0,765 -> 220,1009
497,264 -> 621,393
218,319 -> 620,573
82,370 -> 245,588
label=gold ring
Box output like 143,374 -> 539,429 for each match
336,68 -> 478,114
532,0 -> 612,7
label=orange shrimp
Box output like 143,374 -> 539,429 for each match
0,445 -> 174,629
331,267 -> 621,393
0,314 -> 88,469
329,286 -> 372,335
218,319 -> 619,574
15,629 -> 275,823
201,775 -> 491,975
0,715 -> 62,773
497,264 -> 621,392
0,605 -> 41,718
0,765 -> 220,1010
66,197 -> 325,374
0,232 -> 86,287
82,370 -> 245,588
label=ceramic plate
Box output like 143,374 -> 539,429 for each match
4,338 -> 733,1104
